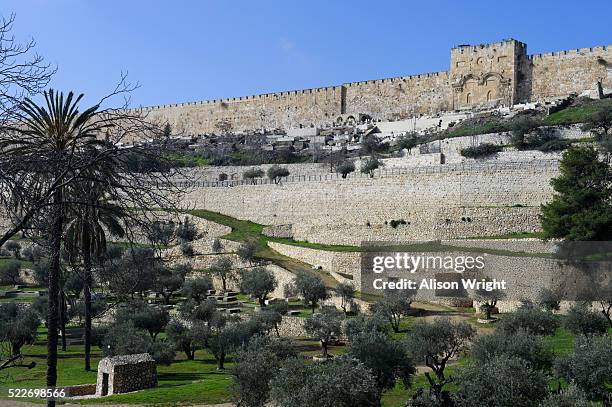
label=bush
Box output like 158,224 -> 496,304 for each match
497,307 -> 559,335
3,241 -> 21,259
563,303 -> 608,337
182,276 -> 214,303
212,238 -> 223,253
336,160 -> 356,178
148,339 -> 176,365
539,384 -> 591,407
554,335 -> 612,398
0,260 -> 21,285
460,143 -> 503,158
243,168 -> 264,184
538,138 -> 570,152
267,165 -> 290,184
471,329 -> 552,370
218,172 -> 228,181
180,242 -> 194,257
176,217 -> 198,242
455,355 -> 548,407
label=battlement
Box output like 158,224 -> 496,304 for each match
451,38 -> 527,54
528,44 -> 610,60
134,39 -> 612,135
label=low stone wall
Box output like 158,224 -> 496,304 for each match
277,315 -> 307,337
267,241 -> 361,285
63,384 -> 97,397
262,224 -> 294,239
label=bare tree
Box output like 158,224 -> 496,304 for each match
0,14 -> 54,122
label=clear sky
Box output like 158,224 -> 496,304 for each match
3,0 -> 611,107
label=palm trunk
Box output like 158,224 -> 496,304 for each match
60,291 -> 67,351
82,229 -> 93,371
47,190 -> 64,407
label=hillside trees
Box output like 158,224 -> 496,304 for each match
293,272 -> 329,313
239,267 -> 277,307
0,84 -> 182,404
404,318 -> 474,403
541,146 -> 612,241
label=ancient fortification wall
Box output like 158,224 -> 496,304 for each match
184,161 -> 557,244
137,40 -> 611,134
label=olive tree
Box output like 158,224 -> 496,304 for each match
336,160 -> 355,179
229,336 -> 296,407
563,303 -> 608,337
404,318 -> 474,401
267,165 -> 290,184
293,272 -> 329,313
470,329 -> 552,370
370,291 -> 414,333
304,306 -> 343,358
455,355 -> 548,407
209,256 -> 235,293
497,306 -> 558,336
182,276 -> 214,304
240,267 -> 277,306
0,260 -> 21,285
270,356 -> 379,407
347,329 -> 415,403
554,335 -> 612,398
334,282 -> 355,314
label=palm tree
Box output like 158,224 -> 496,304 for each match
64,182 -> 125,370
0,90 -> 106,407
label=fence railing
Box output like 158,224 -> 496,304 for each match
170,159 -> 560,189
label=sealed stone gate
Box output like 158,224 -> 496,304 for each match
96,353 -> 157,396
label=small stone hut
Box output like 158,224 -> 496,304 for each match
96,353 -> 157,396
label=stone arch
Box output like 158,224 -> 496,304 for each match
486,90 -> 493,101
466,93 -> 472,104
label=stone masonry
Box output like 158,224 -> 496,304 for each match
96,353 -> 157,396
137,39 -> 612,134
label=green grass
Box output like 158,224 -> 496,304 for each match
544,98 -> 612,126
164,152 -> 209,167
444,120 -> 510,139
0,336 -> 232,406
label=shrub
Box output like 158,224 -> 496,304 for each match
538,138 -> 570,152
389,219 -> 407,228
218,172 -> 228,181
267,165 -> 290,184
497,307 -> 559,335
460,143 -> 503,158
212,238 -> 223,253
180,242 -> 194,257
243,168 -> 265,184
554,335 -> 612,398
563,303 -> 608,337
3,240 -> 21,259
0,260 -> 21,285
470,329 -> 552,370
176,217 -> 198,242
336,160 -> 356,178
455,355 -> 548,407
539,384 -> 591,407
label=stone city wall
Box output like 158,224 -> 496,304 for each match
183,162 -> 557,244
133,41 -> 611,135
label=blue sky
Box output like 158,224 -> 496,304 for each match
3,0 -> 611,107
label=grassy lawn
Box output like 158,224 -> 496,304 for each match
543,98 -> 612,126
0,336 -> 233,406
